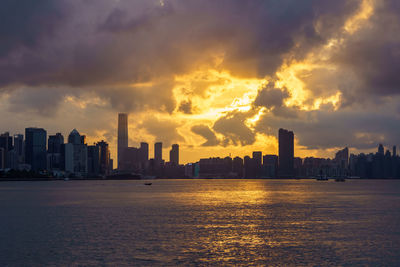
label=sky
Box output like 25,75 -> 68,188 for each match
1,0 -> 400,165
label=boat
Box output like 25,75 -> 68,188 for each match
144,183 -> 152,186
335,177 -> 346,182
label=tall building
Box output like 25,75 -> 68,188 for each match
252,151 -> 262,177
393,146 -> 397,157
118,113 -> 128,169
47,133 -> 64,170
263,155 -> 278,178
278,128 -> 294,177
11,134 -> 24,169
0,132 -> 13,168
25,128 -> 47,171
66,129 -> 88,176
13,134 -> 24,160
378,144 -> 384,155
139,142 -> 149,167
335,147 -> 349,169
97,140 -> 110,175
232,156 -> 244,178
169,144 -> 179,165
87,145 -> 100,176
155,142 -> 162,163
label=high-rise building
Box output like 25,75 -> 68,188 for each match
66,129 -> 88,176
263,155 -> 278,178
278,128 -> 294,177
232,156 -> 244,178
0,148 -> 4,169
378,144 -> 384,155
169,144 -> 179,165
25,128 -> 47,171
97,140 -> 110,175
252,151 -> 262,177
155,142 -> 162,163
118,113 -> 128,169
13,134 -> 24,160
139,142 -> 149,165
335,147 -> 349,170
87,145 -> 100,176
0,132 -> 13,168
393,146 -> 397,157
47,133 -> 64,170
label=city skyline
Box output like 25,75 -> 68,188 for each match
1,119 -> 400,180
0,1 -> 400,166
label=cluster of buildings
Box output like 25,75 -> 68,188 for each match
1,112 -> 399,179
0,128 -> 111,177
117,113 -> 182,178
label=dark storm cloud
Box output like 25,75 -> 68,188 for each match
0,0 -> 69,57
191,125 -> 220,146
0,0 -> 360,88
254,83 -> 290,109
178,100 -> 194,114
213,111 -> 256,146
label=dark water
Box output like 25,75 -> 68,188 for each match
0,179 -> 400,266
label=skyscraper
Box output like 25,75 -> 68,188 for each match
252,151 -> 262,177
378,144 -> 384,155
118,113 -> 128,169
140,142 -> 149,162
97,140 -> 110,175
169,144 -> 179,165
25,128 -> 47,171
393,146 -> 397,157
278,128 -> 294,178
47,133 -> 64,170
155,142 -> 162,163
66,129 -> 88,176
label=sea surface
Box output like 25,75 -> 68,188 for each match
0,179 -> 400,266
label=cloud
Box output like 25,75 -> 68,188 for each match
191,125 -> 220,146
255,99 -> 400,150
213,111 -> 256,146
254,83 -> 290,109
138,115 -> 184,147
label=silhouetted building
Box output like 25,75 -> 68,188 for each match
278,128 -> 294,177
97,140 -> 110,175
10,134 -> 24,169
87,145 -> 100,176
233,156 -> 244,178
122,147 -> 140,171
170,144 -> 179,165
0,132 -> 13,168
263,155 -> 278,178
25,128 -> 47,171
244,155 -> 256,178
0,148 -> 4,169
252,151 -> 262,178
199,157 -> 233,178
155,142 -> 162,164
47,133 -> 64,171
378,144 -> 384,155
118,113 -> 128,169
393,146 -> 397,157
66,129 -> 87,176
139,142 -> 149,166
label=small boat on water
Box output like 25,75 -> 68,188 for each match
335,177 -> 346,182
144,183 -> 152,186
